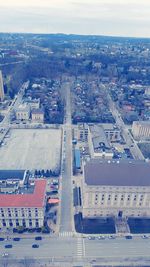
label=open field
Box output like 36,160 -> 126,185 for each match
0,129 -> 61,170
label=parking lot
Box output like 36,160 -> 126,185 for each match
0,129 -> 62,170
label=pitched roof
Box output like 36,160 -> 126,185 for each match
32,108 -> 44,115
0,180 -> 46,208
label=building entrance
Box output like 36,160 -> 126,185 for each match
118,211 -> 123,218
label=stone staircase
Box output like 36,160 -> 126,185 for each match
115,218 -> 130,234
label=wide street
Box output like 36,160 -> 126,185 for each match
1,235 -> 150,265
59,81 -> 74,234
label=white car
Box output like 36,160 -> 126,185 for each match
108,235 -> 116,239
98,235 -> 105,240
142,235 -> 149,239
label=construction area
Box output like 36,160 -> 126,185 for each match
0,128 -> 62,171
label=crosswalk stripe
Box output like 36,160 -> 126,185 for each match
77,237 -> 83,257
59,231 -> 73,237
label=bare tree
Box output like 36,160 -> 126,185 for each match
1,257 -> 9,267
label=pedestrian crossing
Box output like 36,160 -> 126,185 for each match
59,231 -> 73,237
77,237 -> 83,258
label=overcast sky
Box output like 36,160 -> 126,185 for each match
0,0 -> 150,37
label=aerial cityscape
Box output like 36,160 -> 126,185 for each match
1,1 -> 150,267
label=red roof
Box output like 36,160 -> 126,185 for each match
0,180 -> 46,208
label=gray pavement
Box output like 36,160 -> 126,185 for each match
60,82 -> 74,233
0,128 -> 61,170
1,236 -> 150,264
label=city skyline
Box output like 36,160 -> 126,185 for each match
0,0 -> 150,37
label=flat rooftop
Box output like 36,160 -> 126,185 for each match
89,125 -> 111,152
84,160 -> 150,186
0,180 -> 46,208
0,170 -> 25,181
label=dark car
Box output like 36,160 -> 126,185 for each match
32,244 -> 39,248
35,236 -> 42,241
5,244 -> 12,248
0,238 -> 4,241
13,237 -> 20,241
125,235 -> 132,239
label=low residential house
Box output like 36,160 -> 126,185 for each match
31,108 -> 44,123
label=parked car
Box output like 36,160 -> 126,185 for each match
125,235 -> 132,239
88,236 -> 95,240
142,235 -> 149,239
97,236 -> 105,240
5,244 -> 12,249
108,235 -> 116,239
35,236 -> 42,241
13,237 -> 20,241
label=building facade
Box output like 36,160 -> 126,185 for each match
31,108 -> 44,123
0,70 -> 4,101
132,121 -> 150,140
16,104 -> 30,120
0,180 -> 46,228
88,125 -> 113,159
82,160 -> 150,219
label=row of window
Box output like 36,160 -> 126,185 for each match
95,194 -> 145,202
94,201 -> 144,206
1,219 -> 39,227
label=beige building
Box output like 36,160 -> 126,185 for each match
16,103 -> 30,120
0,70 -> 4,101
82,160 -> 150,219
75,123 -> 121,143
31,108 -> 44,123
103,124 -> 121,142
88,125 -> 113,159
0,180 -> 46,228
132,121 -> 150,140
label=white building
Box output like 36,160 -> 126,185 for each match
16,103 -> 30,120
88,125 -> 113,159
82,160 -> 150,219
74,123 -> 121,143
0,180 -> 46,228
132,121 -> 150,140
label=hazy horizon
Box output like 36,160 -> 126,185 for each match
0,0 -> 150,38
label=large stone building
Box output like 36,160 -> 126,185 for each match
0,70 -> 4,101
132,121 -> 150,140
82,159 -> 150,219
0,180 -> 46,228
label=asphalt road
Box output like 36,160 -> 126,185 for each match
0,81 -> 29,129
1,236 -> 150,263
60,82 -> 74,233
106,89 -> 144,160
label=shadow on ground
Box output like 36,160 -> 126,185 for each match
128,218 -> 150,233
74,213 -> 116,234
